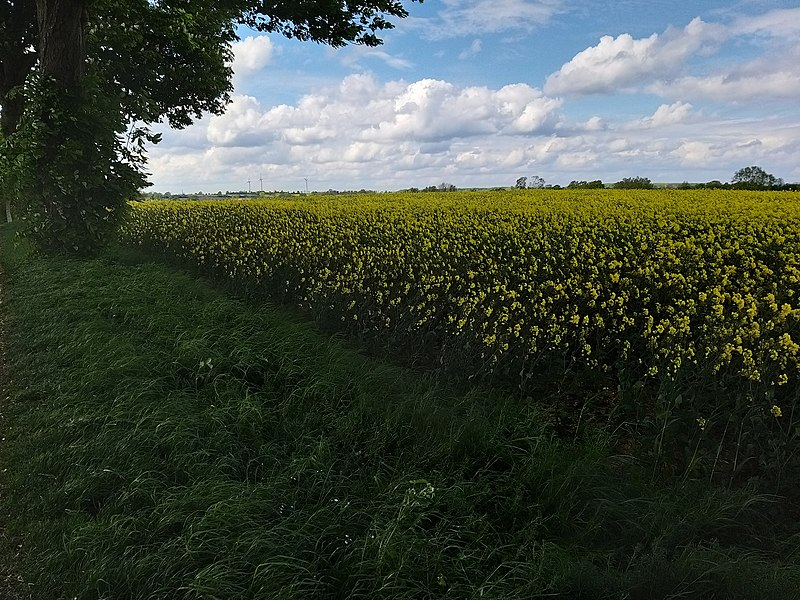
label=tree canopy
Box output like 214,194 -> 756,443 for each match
731,165 -> 784,189
567,180 -> 604,189
613,177 -> 653,190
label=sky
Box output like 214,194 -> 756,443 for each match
147,0 -> 800,193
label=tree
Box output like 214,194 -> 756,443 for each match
515,176 -> 527,189
567,180 -> 604,189
0,0 -> 38,222
2,0 -> 241,230
2,0 -> 420,252
731,166 -> 783,189
613,177 -> 653,190
528,175 -> 545,189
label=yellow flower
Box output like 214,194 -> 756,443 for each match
771,405 -> 782,418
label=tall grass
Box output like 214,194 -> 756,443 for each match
0,225 -> 798,599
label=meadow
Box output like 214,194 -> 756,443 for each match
0,188 -> 799,598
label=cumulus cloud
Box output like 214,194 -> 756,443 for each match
149,101 -> 800,190
626,102 -> 695,129
231,36 -> 274,75
363,79 -> 562,142
149,74 -> 568,189
544,17 -> 726,95
544,8 -> 800,105
205,75 -> 562,149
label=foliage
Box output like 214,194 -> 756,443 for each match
2,225 -> 799,599
516,176 -> 546,189
732,166 -> 784,189
528,175 -> 546,189
89,0 -> 242,129
613,176 -> 654,189
702,180 -> 725,189
567,180 -> 604,189
8,72 -> 146,254
238,0 -> 418,47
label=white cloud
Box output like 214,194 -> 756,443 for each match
670,141 -> 715,164
626,101 -> 695,129
459,39 -> 483,60
364,79 -> 562,141
544,17 -> 726,95
206,76 -> 562,150
149,100 -> 800,189
650,70 -> 800,103
341,47 -> 414,70
733,7 -> 800,38
149,74 -> 566,189
544,9 -> 800,107
580,116 -> 607,132
231,36 -> 274,76
414,0 -> 566,39
206,95 -> 272,147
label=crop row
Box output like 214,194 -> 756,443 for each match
122,190 -> 800,399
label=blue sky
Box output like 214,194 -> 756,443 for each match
149,0 -> 800,192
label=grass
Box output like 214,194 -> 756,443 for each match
0,224 -> 798,599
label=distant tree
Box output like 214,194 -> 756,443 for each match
702,180 -> 724,189
515,176 -> 527,189
528,175 -> 546,189
732,166 -> 783,189
438,182 -> 456,192
613,177 -> 653,189
567,180 -> 604,189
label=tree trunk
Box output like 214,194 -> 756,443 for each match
35,0 -> 87,87
4,199 -> 12,224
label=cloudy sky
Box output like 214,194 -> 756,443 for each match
148,0 -> 800,193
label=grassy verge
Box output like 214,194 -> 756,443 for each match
0,225 -> 798,599
0,249 -> 30,600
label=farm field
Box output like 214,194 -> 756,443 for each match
124,189 -> 800,387
124,189 -> 800,480
0,189 -> 799,598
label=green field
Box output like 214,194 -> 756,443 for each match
1,189 -> 799,598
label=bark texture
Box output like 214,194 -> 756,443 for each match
35,0 -> 87,86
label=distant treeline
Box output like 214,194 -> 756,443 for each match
566,178 -> 800,191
